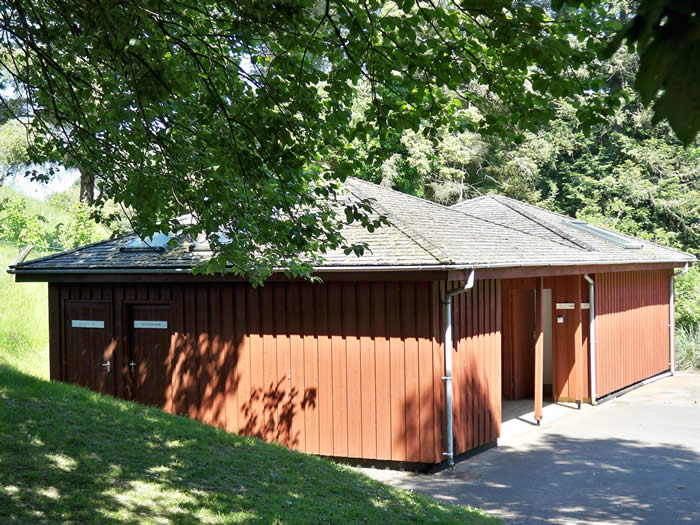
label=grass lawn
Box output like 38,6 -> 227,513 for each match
0,365 -> 498,524
0,245 -> 49,377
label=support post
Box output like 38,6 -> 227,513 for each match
574,276 -> 584,407
534,277 -> 544,423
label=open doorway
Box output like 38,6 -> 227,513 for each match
501,283 -> 553,425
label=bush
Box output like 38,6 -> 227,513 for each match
55,200 -> 101,249
675,266 -> 700,329
0,197 -> 48,247
676,325 -> 700,371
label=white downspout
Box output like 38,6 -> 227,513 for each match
443,268 -> 475,469
583,274 -> 597,405
670,263 -> 690,375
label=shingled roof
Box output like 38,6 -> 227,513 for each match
10,178 -> 695,275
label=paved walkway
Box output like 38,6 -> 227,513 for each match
360,373 -> 700,524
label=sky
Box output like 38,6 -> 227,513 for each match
6,165 -> 79,200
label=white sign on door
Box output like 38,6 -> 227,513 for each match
72,320 -> 105,329
134,320 -> 168,329
555,302 -> 575,310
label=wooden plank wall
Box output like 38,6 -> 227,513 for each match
595,270 -> 671,398
545,275 -> 591,402
50,280 -> 444,463
443,279 -> 502,456
500,278 -> 537,401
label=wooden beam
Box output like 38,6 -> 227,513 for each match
14,270 -> 451,284
475,262 -> 684,281
574,276 -> 584,406
534,277 -> 544,423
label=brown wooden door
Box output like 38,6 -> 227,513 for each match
127,304 -> 173,409
63,301 -> 114,395
512,289 -> 536,399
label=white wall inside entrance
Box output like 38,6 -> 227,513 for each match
544,289 -> 553,385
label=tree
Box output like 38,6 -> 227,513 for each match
0,119 -> 29,181
0,1 -> 633,282
602,0 -> 700,145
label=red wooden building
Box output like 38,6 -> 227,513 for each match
11,179 -> 695,466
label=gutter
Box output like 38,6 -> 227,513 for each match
583,274 -> 597,405
9,258 -> 695,275
670,263 -> 690,374
442,267 -> 475,468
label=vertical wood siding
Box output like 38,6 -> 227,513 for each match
546,275 -> 591,402
595,270 -> 671,398
50,280 -> 448,463
443,279 -> 502,456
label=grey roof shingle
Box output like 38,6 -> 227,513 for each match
11,178 -> 695,274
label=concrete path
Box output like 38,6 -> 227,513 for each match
360,373 -> 700,524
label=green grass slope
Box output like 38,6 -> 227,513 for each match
0,245 -> 49,378
0,366 -> 497,524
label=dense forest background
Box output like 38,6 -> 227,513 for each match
351,45 -> 700,331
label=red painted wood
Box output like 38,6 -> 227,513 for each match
344,283 -> 363,458
196,287 -> 213,424
127,304 -> 173,410
261,285 -> 278,440
287,285 -> 305,451
246,287 -> 263,437
48,285 -> 61,381
373,282 -> 392,460
403,282 -> 420,462
595,270 -> 671,397
51,278 -> 467,464
386,281 -> 406,461
209,287 -> 226,429
273,284 -> 290,446
512,289 -> 535,399
313,285 -> 332,457
233,285 -> 248,434
431,281 -> 443,462
357,282 -> 377,459
328,283 -> 348,457
63,301 -> 114,395
221,285 -> 237,433
534,278 -> 544,422
416,282 -> 434,462
301,284 -> 320,455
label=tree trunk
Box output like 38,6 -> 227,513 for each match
78,164 -> 94,203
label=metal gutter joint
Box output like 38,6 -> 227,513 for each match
442,268 -> 475,469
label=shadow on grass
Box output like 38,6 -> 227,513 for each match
0,365 -> 496,524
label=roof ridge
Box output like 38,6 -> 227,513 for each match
452,195 -> 489,206
349,179 -> 602,255
346,180 -> 451,264
447,196 -> 592,252
491,196 -> 595,251
494,196 -> 697,258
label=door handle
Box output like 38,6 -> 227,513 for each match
129,360 -> 136,373
101,361 -> 111,373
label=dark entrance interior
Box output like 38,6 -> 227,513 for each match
511,289 -> 536,399
501,280 -> 553,424
126,304 -> 173,409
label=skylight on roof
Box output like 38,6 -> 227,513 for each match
566,220 -> 643,250
189,232 -> 232,252
121,232 -> 175,252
